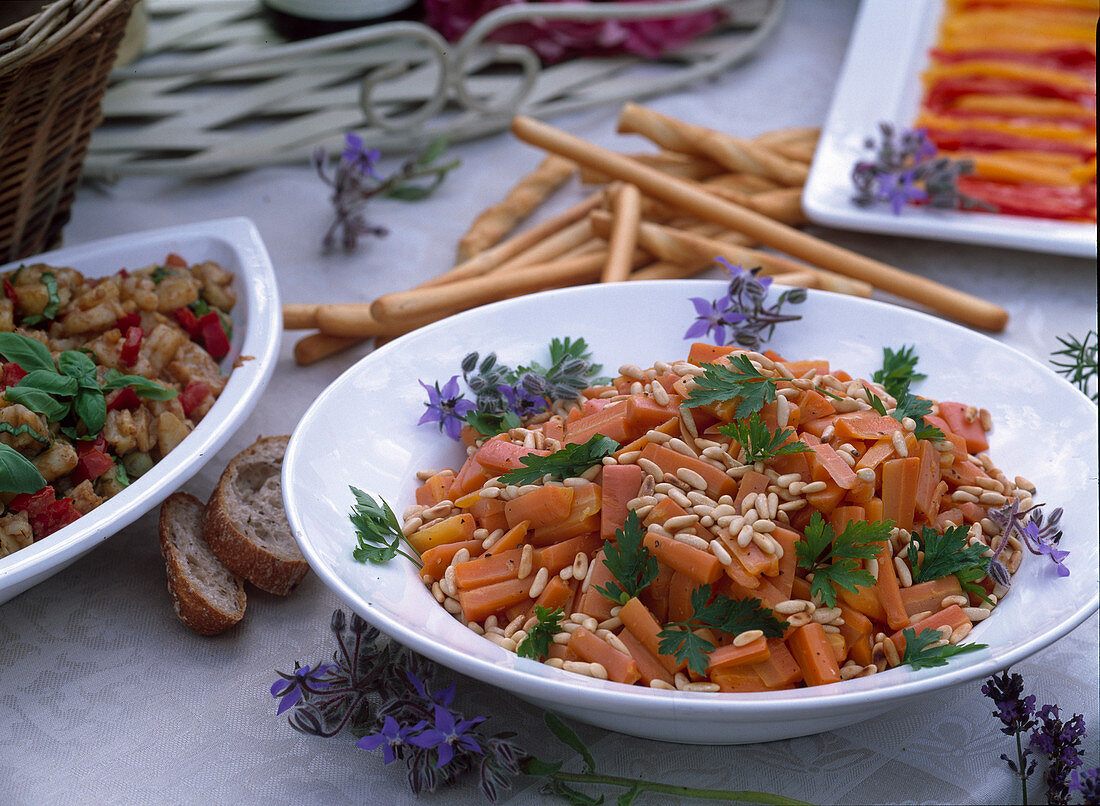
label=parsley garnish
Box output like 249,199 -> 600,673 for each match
873,345 -> 926,399
500,435 -> 619,486
349,486 -> 421,567
892,390 -> 946,441
594,510 -> 658,605
22,272 -> 60,326
717,412 -> 810,464
901,626 -> 986,670
151,266 -> 171,284
684,354 -> 777,417
908,525 -> 991,601
864,384 -> 889,416
516,606 -> 564,661
465,410 -> 522,437
795,512 -> 889,607
656,584 -> 787,675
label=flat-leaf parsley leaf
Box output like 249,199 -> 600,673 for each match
718,412 -> 810,464
902,626 -> 986,670
795,512 -> 888,608
594,510 -> 658,605
684,354 -> 776,418
500,435 -> 619,486
349,487 -> 422,567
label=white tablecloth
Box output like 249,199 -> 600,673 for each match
2,1 -> 1097,803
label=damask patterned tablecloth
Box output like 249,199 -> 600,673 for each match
1,1 -> 1096,803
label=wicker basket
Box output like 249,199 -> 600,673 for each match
0,0 -> 138,263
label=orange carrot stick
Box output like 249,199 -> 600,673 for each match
568,627 -> 641,685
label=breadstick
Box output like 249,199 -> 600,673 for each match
578,151 -> 726,184
491,217 -> 596,275
294,333 -> 365,365
315,305 -> 442,338
708,186 -> 808,227
456,155 -> 576,261
601,184 -> 642,283
617,103 -> 809,187
511,116 -> 1008,329
283,303 -> 319,330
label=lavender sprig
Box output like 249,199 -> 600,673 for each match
1032,705 -> 1088,805
851,123 -> 987,214
684,259 -> 806,351
312,133 -> 460,253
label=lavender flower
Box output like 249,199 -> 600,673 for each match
418,376 -> 475,440
684,259 -> 805,351
341,133 -> 381,179
1031,705 -> 1087,805
408,704 -> 487,768
1071,768 -> 1100,804
984,671 -> 1039,737
270,664 -> 334,715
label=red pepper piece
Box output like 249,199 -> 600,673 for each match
120,326 -> 143,366
173,307 -> 201,339
32,498 -> 82,539
116,312 -> 141,332
3,278 -> 17,303
2,362 -> 28,389
164,253 -> 188,268
8,486 -> 56,517
106,387 -> 141,411
178,381 -> 211,418
199,312 -> 230,360
71,444 -> 115,485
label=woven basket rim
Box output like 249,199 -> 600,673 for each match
0,0 -> 137,74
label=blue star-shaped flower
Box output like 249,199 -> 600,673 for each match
418,376 -> 475,440
407,705 -> 486,768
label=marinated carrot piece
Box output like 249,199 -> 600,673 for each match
882,456 -> 921,531
808,442 -> 859,490
458,576 -> 534,622
938,401 -> 990,453
832,411 -> 906,442
804,476 -> 846,517
564,401 -> 632,445
864,497 -> 884,523
546,643 -> 577,663
732,469 -> 770,511
640,563 -> 675,623
779,359 -> 829,377
453,548 -> 523,589
751,639 -> 804,688
845,477 -> 876,505
687,342 -> 739,365
644,496 -> 701,535
407,513 -> 477,553
829,505 -> 866,534
799,414 -> 839,438
937,507 -> 966,530
722,547 -> 762,590
600,463 -> 643,539
569,627 -> 641,684
798,388 -> 836,421
914,440 -> 943,524
451,455 -> 489,497
614,416 -> 679,458
528,574 -> 577,616
889,605 -> 973,655
576,550 -> 619,621
619,596 -> 683,674
420,539 -> 485,583
533,532 -> 602,574
470,497 -> 509,533
639,442 -> 738,500
957,501 -> 987,525
769,526 -> 801,597
942,459 -> 992,488
505,484 -> 574,529
475,438 -> 550,474
618,628 -> 675,686
529,483 -> 602,544
667,570 -> 704,623
836,582 -> 887,624
848,634 -> 873,667
835,601 -> 873,655
856,438 -> 896,471
873,542 -> 910,631
626,394 -> 683,432
706,636 -> 770,671
728,535 -> 779,578
898,576 -> 964,617
787,623 -> 842,686
485,519 -> 529,555
643,533 -> 723,585
416,473 -> 454,506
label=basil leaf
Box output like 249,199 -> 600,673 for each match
74,388 -> 107,435
0,422 -> 48,445
0,443 -> 47,495
102,370 -> 178,400
2,386 -> 70,421
0,333 -> 55,373
15,370 -> 78,397
58,351 -> 98,385
22,272 -> 61,326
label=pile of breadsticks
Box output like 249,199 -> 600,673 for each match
285,103 -> 1008,365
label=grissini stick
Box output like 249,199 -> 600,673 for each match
294,333 -> 364,366
601,183 -> 642,283
617,103 -> 809,187
315,305 -> 443,338
283,303 -> 319,330
511,115 -> 1008,332
490,217 -> 596,274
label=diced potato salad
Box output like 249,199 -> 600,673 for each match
408,343 -> 1038,691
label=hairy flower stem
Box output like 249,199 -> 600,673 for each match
544,770 -> 812,805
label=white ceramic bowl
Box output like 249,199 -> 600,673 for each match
283,281 -> 1098,744
0,218 -> 280,604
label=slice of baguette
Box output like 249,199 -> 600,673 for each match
159,491 -> 246,636
203,434 -> 308,595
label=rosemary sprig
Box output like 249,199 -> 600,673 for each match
1051,331 -> 1098,401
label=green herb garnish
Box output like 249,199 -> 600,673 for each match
500,435 -> 619,486
151,266 -> 171,284
21,272 -> 60,326
684,354 -> 777,417
594,510 -> 658,605
873,345 -> 926,399
656,584 -> 787,676
901,626 -> 986,670
892,389 -> 946,441
718,411 -> 811,464
1051,330 -> 1097,401
516,606 -> 565,662
349,486 -> 421,567
795,512 -> 889,608
908,525 -> 991,601
0,442 -> 48,494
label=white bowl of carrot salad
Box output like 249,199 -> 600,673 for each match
283,280 -> 1097,744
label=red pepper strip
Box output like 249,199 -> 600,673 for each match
120,326 -> 143,366
173,307 -> 202,339
178,381 -> 211,418
32,499 -> 82,539
924,76 -> 1096,109
2,362 -> 28,389
926,128 -> 1096,159
116,312 -> 141,332
106,387 -> 141,411
199,312 -> 230,359
957,176 -> 1097,220
70,445 -> 116,485
929,109 -> 1096,131
164,253 -> 188,268
8,486 -> 55,517
3,278 -> 18,303
930,48 -> 1097,77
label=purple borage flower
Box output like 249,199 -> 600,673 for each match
270,664 -> 334,715
407,704 -> 487,768
987,499 -> 1068,584
341,132 -> 381,180
358,716 -> 426,764
418,376 -> 475,440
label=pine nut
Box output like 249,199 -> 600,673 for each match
528,567 -> 549,598
774,599 -> 808,614
710,539 -> 733,566
518,544 -> 534,579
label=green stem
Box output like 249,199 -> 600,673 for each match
1017,731 -> 1028,806
546,770 -> 813,805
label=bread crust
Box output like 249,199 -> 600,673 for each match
159,491 -> 246,636
203,434 -> 309,595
